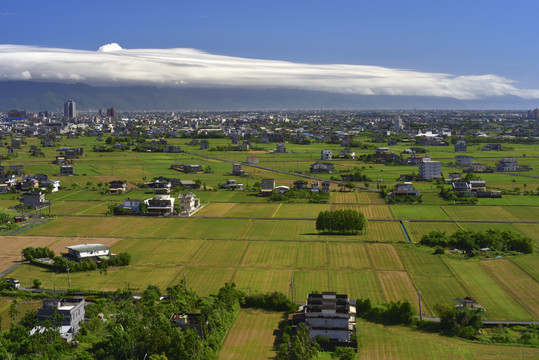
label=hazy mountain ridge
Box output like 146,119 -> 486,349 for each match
0,81 -> 536,112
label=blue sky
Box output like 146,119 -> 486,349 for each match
1,0 -> 538,100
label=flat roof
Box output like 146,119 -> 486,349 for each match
66,244 -> 109,252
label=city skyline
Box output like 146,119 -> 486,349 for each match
1,1 -> 539,108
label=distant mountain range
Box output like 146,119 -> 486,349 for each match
0,81 -> 537,112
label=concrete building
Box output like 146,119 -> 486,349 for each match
497,157 -> 518,172
418,159 -> 442,180
259,179 -> 275,196
304,292 -> 356,342
321,181 -> 331,192
63,99 -> 76,119
321,150 -> 333,160
146,194 -> 175,215
36,298 -> 85,341
275,143 -> 287,153
454,140 -> 467,152
121,198 -> 147,213
455,155 -> 473,166
60,165 -> 74,176
232,163 -> 245,176
177,193 -> 201,215
200,140 -> 210,150
21,191 -> 47,210
393,115 -> 403,131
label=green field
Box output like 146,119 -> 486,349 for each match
358,320 -> 539,360
390,205 -> 451,220
444,258 -> 533,320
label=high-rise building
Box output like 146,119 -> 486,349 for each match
64,99 -> 76,119
393,115 -> 403,131
106,107 -> 115,119
418,159 -> 441,180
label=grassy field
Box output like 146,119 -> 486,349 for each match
219,309 -> 282,360
365,221 -> 407,242
509,254 -> 539,282
390,205 -> 451,220
366,244 -> 404,270
443,258 -> 533,320
327,243 -> 370,268
442,206 -> 521,221
480,259 -> 539,319
332,204 -> 394,219
377,271 -> 422,313
232,268 -> 292,295
405,222 -> 461,243
273,203 -> 331,218
358,320 -> 539,360
240,241 -> 297,267
329,269 -> 384,304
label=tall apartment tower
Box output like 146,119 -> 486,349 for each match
106,107 -> 115,119
393,115 -> 403,131
64,99 -> 76,119
418,159 -> 442,180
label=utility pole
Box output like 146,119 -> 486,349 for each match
66,267 -> 71,290
418,289 -> 423,320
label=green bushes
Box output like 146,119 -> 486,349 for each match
356,298 -> 415,325
316,210 -> 366,234
243,292 -> 299,312
270,188 -> 329,203
435,304 -> 483,339
420,229 -> 533,255
22,246 -> 55,261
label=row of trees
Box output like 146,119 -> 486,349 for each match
316,210 -> 366,234
420,229 -> 533,255
270,189 -> 329,204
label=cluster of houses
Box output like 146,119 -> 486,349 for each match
258,178 -> 331,196
120,192 -> 201,216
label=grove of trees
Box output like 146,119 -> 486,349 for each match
420,229 -> 533,255
315,210 -> 366,234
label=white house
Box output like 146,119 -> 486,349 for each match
177,193 -> 201,215
122,198 -> 148,213
66,244 -> 110,261
321,149 -> 333,160
418,159 -> 442,180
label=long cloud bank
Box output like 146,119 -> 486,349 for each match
1,43 -> 538,100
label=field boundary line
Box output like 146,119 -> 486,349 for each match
239,219 -> 254,239
364,244 -> 386,303
479,261 -> 538,320
326,241 -> 331,292
76,202 -> 106,215
230,242 -> 252,282
271,203 -> 282,218
439,206 -> 454,221
508,258 -> 539,286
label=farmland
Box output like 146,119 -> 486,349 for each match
0,131 -> 538,350
219,309 -> 282,360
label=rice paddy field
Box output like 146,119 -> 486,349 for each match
219,309 -> 283,360
1,135 -> 539,344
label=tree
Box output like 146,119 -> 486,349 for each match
291,323 -> 320,360
32,278 -> 42,289
332,347 -> 356,360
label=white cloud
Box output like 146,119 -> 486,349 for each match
0,44 -> 538,100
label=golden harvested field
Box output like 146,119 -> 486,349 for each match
330,192 -> 358,203
366,243 -> 404,270
503,206 -> 539,221
327,243 -> 370,268
219,309 -> 282,360
0,236 -> 122,273
377,271 -> 423,313
274,203 -> 331,218
480,259 -> 539,319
